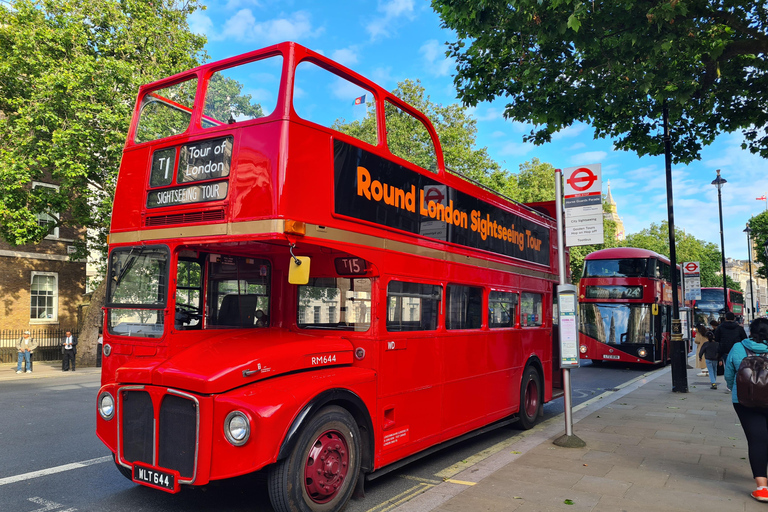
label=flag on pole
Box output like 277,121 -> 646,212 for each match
757,195 -> 767,201
354,94 -> 366,106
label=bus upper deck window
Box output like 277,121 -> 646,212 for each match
135,78 -> 198,144
202,55 -> 283,128
293,60 -> 377,147
384,100 -> 437,173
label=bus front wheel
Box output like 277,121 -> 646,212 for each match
516,366 -> 542,430
268,405 -> 361,512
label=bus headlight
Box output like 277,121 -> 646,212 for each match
579,345 -> 588,354
224,411 -> 250,446
637,348 -> 648,358
99,392 -> 115,420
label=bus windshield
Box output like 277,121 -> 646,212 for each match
696,289 -> 726,311
580,303 -> 653,345
107,246 -> 170,338
583,258 -> 651,278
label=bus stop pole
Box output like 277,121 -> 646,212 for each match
554,169 -> 585,448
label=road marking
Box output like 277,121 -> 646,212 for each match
443,479 -> 476,486
400,475 -> 442,485
0,456 -> 111,487
28,496 -> 77,512
364,483 -> 434,512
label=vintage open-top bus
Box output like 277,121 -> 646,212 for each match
96,41 -> 565,512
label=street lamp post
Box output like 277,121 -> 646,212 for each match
745,222 -> 755,322
712,169 -> 728,314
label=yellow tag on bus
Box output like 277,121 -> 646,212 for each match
288,256 -> 310,285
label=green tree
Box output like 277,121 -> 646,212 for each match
432,0 -> 768,163
622,221 -> 741,290
0,0 -> 208,364
748,211 -> 768,280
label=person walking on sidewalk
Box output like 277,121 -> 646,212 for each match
698,331 -> 719,389
717,312 -> 747,375
724,317 -> 768,502
16,331 -> 37,374
693,323 -> 709,376
61,330 -> 77,372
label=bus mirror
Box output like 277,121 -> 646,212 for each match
652,303 -> 659,315
288,256 -> 310,284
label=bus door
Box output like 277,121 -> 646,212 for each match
377,279 -> 442,461
441,284 -> 488,437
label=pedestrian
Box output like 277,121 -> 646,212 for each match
61,330 -> 77,372
16,330 -> 37,374
724,317 -> 768,502
693,323 -> 709,376
710,318 -> 720,331
698,331 -> 720,389
96,328 -> 103,368
717,311 -> 748,370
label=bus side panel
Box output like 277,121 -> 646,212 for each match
210,367 -> 376,481
376,332 -> 442,469
441,331 -> 491,438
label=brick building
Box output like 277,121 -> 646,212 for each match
0,181 -> 86,331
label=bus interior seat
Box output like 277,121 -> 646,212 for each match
218,294 -> 260,327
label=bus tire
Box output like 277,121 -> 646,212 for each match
516,365 -> 542,430
268,405 -> 361,512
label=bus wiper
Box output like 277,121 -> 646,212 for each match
114,247 -> 146,290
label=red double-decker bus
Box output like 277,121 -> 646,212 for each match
96,42 -> 565,512
692,287 -> 745,326
577,247 -> 682,365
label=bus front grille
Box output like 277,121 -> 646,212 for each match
158,394 -> 197,478
120,388 -> 198,480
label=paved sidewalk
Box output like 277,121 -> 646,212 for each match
0,360 -> 101,382
393,360 -> 760,512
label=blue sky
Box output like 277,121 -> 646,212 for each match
189,0 -> 768,262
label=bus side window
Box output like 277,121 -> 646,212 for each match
520,292 -> 543,327
446,284 -> 482,330
384,100 -> 438,173
386,281 -> 441,332
489,291 -> 518,328
293,60 -> 378,147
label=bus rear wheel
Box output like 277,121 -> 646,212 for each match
516,366 -> 542,430
268,405 -> 361,512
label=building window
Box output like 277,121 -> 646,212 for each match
32,182 -> 60,239
30,272 -> 58,322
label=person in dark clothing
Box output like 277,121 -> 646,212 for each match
716,311 -> 748,363
698,331 -> 720,389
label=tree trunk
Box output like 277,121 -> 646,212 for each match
76,277 -> 108,367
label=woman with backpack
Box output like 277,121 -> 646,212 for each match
724,317 -> 768,502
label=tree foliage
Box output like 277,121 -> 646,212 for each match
0,0 -> 207,256
622,221 -> 741,290
432,0 -> 768,163
748,211 -> 768,280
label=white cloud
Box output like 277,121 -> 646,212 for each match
419,40 -> 453,77
367,0 -> 416,41
331,47 -> 360,67
569,151 -> 607,165
499,141 -> 535,156
475,107 -> 503,122
567,142 -> 586,151
491,131 -> 506,138
214,10 -> 324,44
552,123 -> 588,140
188,11 -> 214,37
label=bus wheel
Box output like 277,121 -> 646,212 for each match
269,405 -> 361,512
516,366 -> 542,430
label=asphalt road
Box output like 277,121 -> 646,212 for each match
0,360 -> 663,512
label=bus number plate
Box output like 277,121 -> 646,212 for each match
132,464 -> 178,493
602,355 -> 620,360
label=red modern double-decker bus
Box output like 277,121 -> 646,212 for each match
577,247 -> 682,365
692,287 -> 745,326
96,42 -> 565,512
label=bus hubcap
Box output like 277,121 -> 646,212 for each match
304,430 -> 349,504
525,380 -> 538,417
